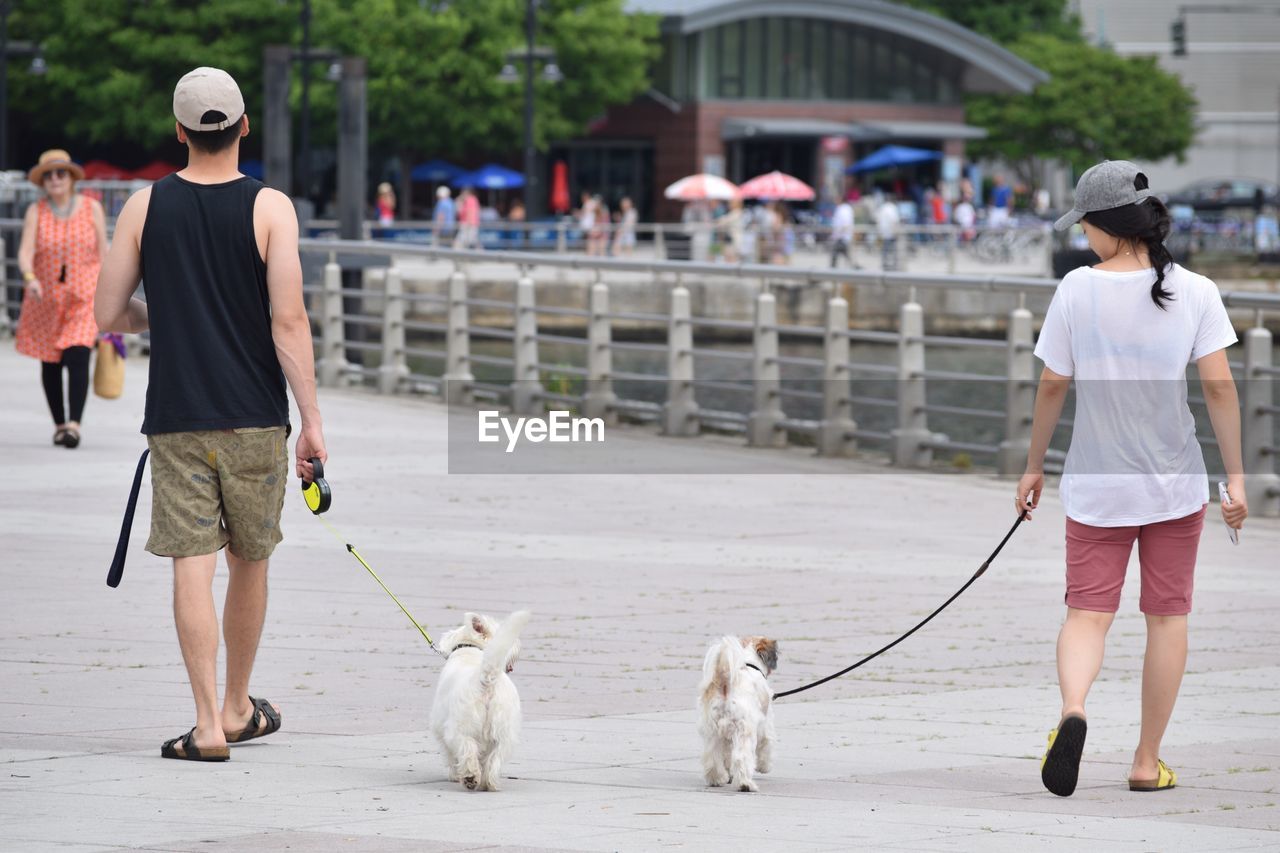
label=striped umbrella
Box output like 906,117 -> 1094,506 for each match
663,173 -> 739,201
738,171 -> 815,201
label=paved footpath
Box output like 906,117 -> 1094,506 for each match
2,344 -> 1278,852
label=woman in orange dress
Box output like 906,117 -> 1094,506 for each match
16,150 -> 108,448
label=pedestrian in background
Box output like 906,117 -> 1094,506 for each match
613,196 -> 637,256
95,66 -> 327,763
433,186 -> 456,245
988,173 -> 1013,228
876,192 -> 901,270
1019,161 -> 1247,798
375,182 -> 396,226
16,149 -> 108,449
454,187 -> 480,249
829,196 -> 857,268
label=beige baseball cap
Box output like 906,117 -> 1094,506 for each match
173,67 -> 245,131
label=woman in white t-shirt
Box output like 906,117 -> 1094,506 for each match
1017,161 -> 1249,798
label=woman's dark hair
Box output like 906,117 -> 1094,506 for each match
1081,172 -> 1174,309
180,112 -> 243,155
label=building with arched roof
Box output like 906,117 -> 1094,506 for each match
551,0 -> 1047,219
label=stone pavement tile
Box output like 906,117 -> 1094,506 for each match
1163,803 -> 1280,831
123,832 -> 573,853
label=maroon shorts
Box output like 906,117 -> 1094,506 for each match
1064,506 -> 1206,616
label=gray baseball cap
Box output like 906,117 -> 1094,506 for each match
1053,160 -> 1153,231
173,67 -> 245,131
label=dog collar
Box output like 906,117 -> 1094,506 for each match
744,663 -> 766,677
449,643 -> 483,656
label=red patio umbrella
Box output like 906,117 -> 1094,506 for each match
737,171 -> 815,201
129,160 -> 179,181
550,160 -> 570,214
81,160 -> 131,180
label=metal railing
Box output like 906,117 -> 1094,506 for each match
310,217 -> 1053,272
297,238 -> 1280,516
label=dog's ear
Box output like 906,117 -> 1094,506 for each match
754,638 -> 778,674
468,613 -> 491,637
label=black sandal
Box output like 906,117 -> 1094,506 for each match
161,728 -> 230,762
53,428 -> 69,446
1040,713 -> 1087,797
62,427 -> 80,449
225,696 -> 282,743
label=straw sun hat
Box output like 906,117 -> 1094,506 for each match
28,149 -> 85,186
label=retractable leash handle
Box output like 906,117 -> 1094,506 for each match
772,510 -> 1029,701
301,456 -> 332,514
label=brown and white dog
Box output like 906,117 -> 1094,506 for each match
697,635 -> 778,792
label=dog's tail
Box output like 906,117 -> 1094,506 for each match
481,610 -> 531,685
701,635 -> 744,702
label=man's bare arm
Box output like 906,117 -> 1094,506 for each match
94,188 -> 150,333
259,188 -> 326,476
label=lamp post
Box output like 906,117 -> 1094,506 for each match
499,0 -> 562,217
1,1 -> 48,173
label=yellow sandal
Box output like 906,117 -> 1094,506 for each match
1129,759 -> 1177,792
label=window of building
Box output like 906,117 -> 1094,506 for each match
670,16 -> 961,104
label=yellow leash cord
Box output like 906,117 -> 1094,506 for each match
310,510 -> 444,658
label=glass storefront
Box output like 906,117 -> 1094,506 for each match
658,17 -> 962,104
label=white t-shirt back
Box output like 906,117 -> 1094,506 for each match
1033,264 -> 1237,527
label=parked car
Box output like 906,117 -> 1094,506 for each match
1164,178 -> 1278,212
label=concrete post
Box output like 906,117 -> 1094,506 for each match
747,292 -> 785,447
582,280 -> 617,423
818,296 -> 857,456
511,275 -> 543,416
556,220 -> 567,254
442,270 -> 474,404
947,227 -> 958,275
891,299 -> 933,467
1242,326 -> 1280,517
316,259 -> 349,387
262,46 -> 292,195
654,223 -> 666,260
337,57 -> 368,363
662,285 -> 699,436
997,305 -> 1035,477
377,267 -> 408,395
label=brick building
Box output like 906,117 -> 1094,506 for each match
551,0 -> 1047,220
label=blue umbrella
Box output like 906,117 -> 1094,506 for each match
847,145 -> 942,174
411,159 -> 462,182
453,164 -> 525,190
240,159 -> 264,179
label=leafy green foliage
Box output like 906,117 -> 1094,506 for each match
965,33 -> 1198,185
8,0 -> 658,160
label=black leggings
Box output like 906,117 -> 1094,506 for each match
40,345 -> 91,426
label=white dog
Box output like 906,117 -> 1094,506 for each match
697,635 -> 778,792
430,610 -> 530,791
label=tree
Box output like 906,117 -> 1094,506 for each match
8,0 -> 658,164
306,0 -> 659,158
964,33 -> 1198,190
9,0 -> 292,151
901,0 -> 1080,45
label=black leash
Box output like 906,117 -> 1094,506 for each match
772,510 -> 1028,700
106,449 -> 150,588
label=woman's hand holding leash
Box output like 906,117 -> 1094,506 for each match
24,278 -> 43,300
1016,470 -> 1044,521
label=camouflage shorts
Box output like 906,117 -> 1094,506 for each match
146,426 -> 290,561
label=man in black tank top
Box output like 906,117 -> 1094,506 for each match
96,67 -> 327,763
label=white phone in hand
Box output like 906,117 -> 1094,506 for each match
1218,481 -> 1239,545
